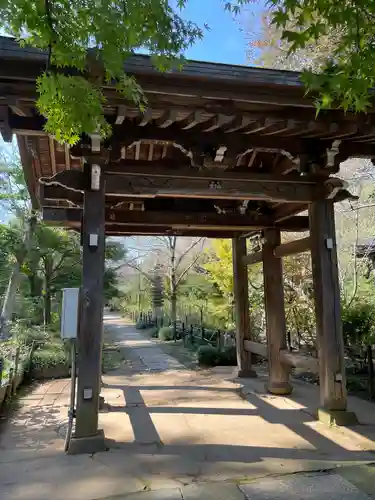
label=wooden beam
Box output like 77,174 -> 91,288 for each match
243,250 -> 262,266
102,121 -> 324,156
0,105 -> 12,142
115,105 -> 127,125
201,114 -> 234,132
105,226 -> 240,238
244,340 -> 268,358
281,350 -> 318,373
263,228 -> 292,395
309,199 -> 349,413
156,109 -> 178,128
244,341 -> 318,372
42,184 -> 83,204
44,165 -> 322,184
223,115 -> 253,133
74,165 -> 106,448
41,206 -> 310,232
179,111 -> 204,130
232,237 -> 256,377
273,236 -> 311,258
40,167 -> 333,203
274,203 -> 307,221
275,216 -> 309,231
102,175 -> 327,204
103,162 -> 317,182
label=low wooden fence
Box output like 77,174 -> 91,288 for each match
132,310 -> 236,352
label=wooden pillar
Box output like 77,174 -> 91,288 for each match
262,229 -> 292,395
232,237 -> 256,378
309,199 -> 357,425
73,164 -> 106,450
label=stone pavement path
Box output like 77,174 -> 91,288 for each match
0,314 -> 374,500
107,319 -> 184,372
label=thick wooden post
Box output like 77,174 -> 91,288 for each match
71,164 -> 106,452
262,229 -> 292,395
309,199 -> 357,425
232,237 -> 256,378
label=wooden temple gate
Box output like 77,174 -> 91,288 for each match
1,36 -> 374,452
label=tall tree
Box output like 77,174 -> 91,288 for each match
267,1 -> 375,112
123,236 -> 205,329
0,147 -> 36,335
253,10 -> 339,72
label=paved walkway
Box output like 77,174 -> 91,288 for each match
0,314 -> 375,500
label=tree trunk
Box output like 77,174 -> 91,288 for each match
169,237 -> 177,340
0,215 -> 36,337
171,288 -> 177,339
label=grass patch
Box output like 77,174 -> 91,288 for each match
102,346 -> 124,372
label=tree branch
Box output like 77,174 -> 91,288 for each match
51,248 -> 77,276
121,262 -> 154,283
175,251 -> 202,287
175,238 -> 204,269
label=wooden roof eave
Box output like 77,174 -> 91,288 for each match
0,36 -> 311,110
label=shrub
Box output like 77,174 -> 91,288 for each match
158,326 -> 174,341
12,323 -> 58,347
31,343 -> 68,370
148,327 -> 159,338
218,346 -> 237,366
197,345 -> 220,367
342,301 -> 375,347
136,320 -> 147,330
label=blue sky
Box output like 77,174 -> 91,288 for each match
178,1 -> 264,65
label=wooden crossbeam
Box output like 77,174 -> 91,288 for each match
103,162 -> 313,182
243,251 -> 263,266
40,168 -> 344,203
273,236 -> 311,258
41,206 -> 309,232
244,341 -> 319,372
105,226 -> 239,238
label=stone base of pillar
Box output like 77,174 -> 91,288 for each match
317,408 -> 359,427
67,429 -> 106,455
267,381 -> 293,395
99,395 -> 105,410
237,369 -> 257,378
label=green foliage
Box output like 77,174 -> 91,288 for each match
11,322 -> 54,347
136,319 -> 148,330
37,73 -> 111,145
0,0 -> 210,143
203,239 -> 263,331
197,345 -> 220,367
102,348 -> 123,373
267,1 -> 375,112
342,301 -> 375,347
31,343 -> 68,369
148,327 -> 159,338
219,346 -> 237,366
158,326 -> 174,341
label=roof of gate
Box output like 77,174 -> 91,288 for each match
0,36 -> 373,237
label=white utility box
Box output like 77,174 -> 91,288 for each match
61,288 -> 80,340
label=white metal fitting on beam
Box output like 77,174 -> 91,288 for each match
90,164 -> 101,191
